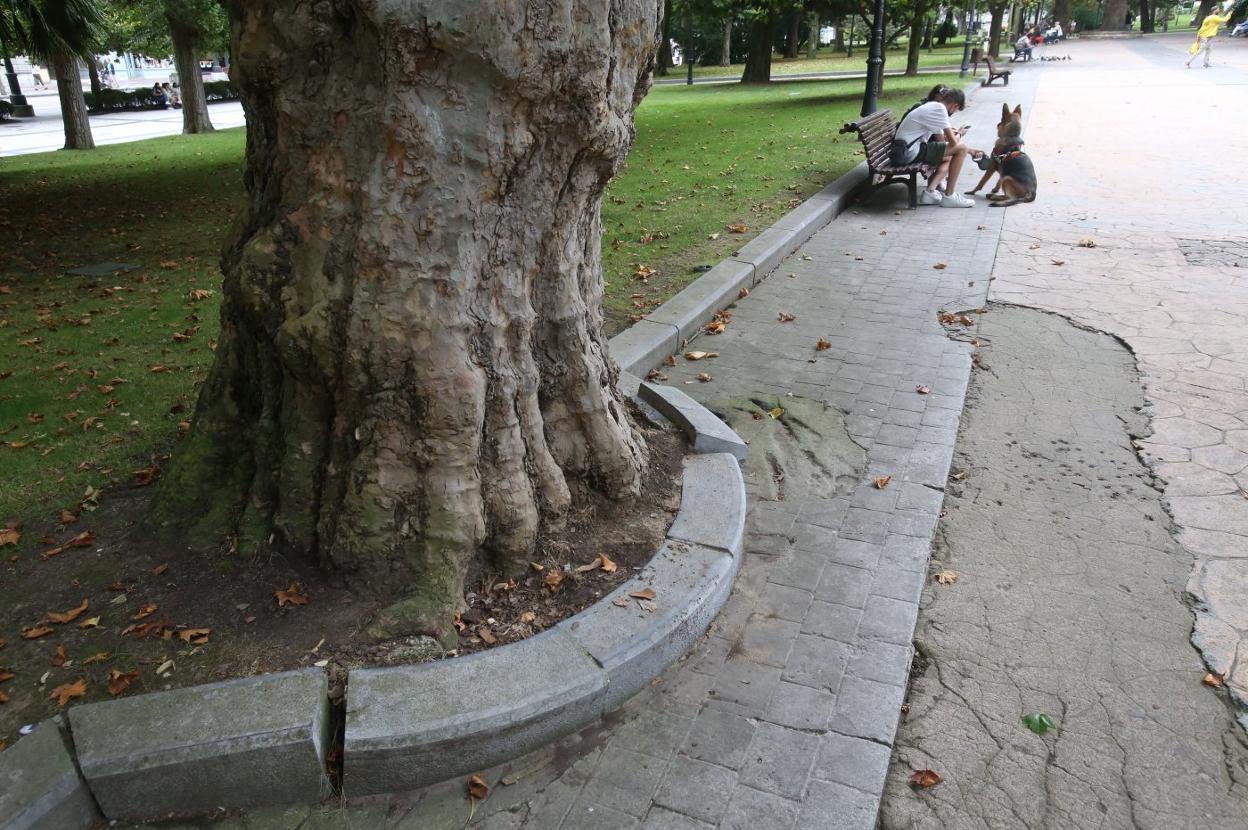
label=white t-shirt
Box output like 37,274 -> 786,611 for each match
894,101 -> 951,163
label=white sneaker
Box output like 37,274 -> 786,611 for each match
941,193 -> 975,208
919,190 -> 943,206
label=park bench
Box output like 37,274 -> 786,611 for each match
1012,45 -> 1033,62
982,53 -> 1012,85
839,109 -> 935,209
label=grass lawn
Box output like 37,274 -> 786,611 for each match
0,71 -> 961,530
668,44 -> 968,81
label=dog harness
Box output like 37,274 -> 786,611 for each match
993,143 -> 1025,164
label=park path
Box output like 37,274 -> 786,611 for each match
880,33 -> 1248,830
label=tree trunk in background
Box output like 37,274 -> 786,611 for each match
87,60 -> 101,101
922,16 -> 933,49
742,15 -> 774,81
937,7 -> 952,44
784,10 -> 800,58
835,18 -> 846,50
50,46 -> 93,149
989,4 -> 1005,56
1104,0 -> 1129,29
1195,0 -> 1215,29
152,0 -> 655,644
168,17 -> 214,134
906,9 -> 924,74
1140,0 -> 1154,32
1052,0 -> 1072,32
721,19 -> 732,65
658,0 -> 673,75
806,11 -> 819,59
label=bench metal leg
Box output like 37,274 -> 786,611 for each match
908,174 -> 918,209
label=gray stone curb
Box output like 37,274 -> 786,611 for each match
609,162 -> 870,376
0,717 -> 100,830
342,451 -> 746,796
67,669 -> 332,822
638,381 -> 748,460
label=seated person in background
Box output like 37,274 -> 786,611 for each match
151,83 -> 168,107
163,82 -> 182,109
1015,33 -> 1033,59
890,85 -> 983,208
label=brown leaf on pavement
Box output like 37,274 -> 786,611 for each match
77,616 -> 100,629
738,287 -> 749,299
0,690 -> 8,705
777,312 -> 796,322
82,652 -> 111,665
467,774 -> 490,801
697,372 -> 713,383
0,670 -> 14,682
1077,239 -> 1096,248
598,553 -> 618,573
178,628 -> 210,645
107,670 -> 139,696
47,598 -> 89,624
1202,672 -> 1225,688
932,263 -> 947,270
50,644 -> 68,666
50,678 -> 87,706
910,769 -> 942,788
21,625 -> 54,639
916,385 -> 931,394
815,339 -> 832,351
629,587 -> 657,601
934,570 -> 959,584
959,315 -> 974,326
132,603 -> 158,620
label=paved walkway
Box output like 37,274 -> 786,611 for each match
881,32 -> 1248,830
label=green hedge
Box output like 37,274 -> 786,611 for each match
0,99 -> 12,120
86,80 -> 239,113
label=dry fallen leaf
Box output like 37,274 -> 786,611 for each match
0,670 -> 13,682
151,563 -> 169,576
544,569 -> 565,592
477,626 -> 497,645
132,466 -> 160,487
132,603 -> 158,620
1203,672 -> 1225,689
50,678 -> 87,706
932,263 -> 947,270
934,570 -> 959,584
178,628 -> 211,645
1078,239 -> 1096,248
959,315 -> 974,327
708,232 -> 720,240
21,625 -> 54,640
50,644 -> 68,667
697,372 -> 713,383
612,597 -> 631,608
683,350 -> 718,361
874,475 -> 892,489
47,598 -> 89,624
738,287 -> 749,299
598,553 -> 618,573
706,320 -> 726,335
916,385 -> 931,395
468,774 -> 490,801
629,587 -> 657,601
726,223 -> 748,234
815,339 -> 832,351
275,583 -> 309,607
778,312 -> 796,322
910,769 -> 942,788
519,611 -> 537,624
77,616 -> 100,630
0,521 -> 21,547
59,509 -> 77,524
82,652 -> 111,664
107,669 -> 139,696
769,407 -> 784,419
1051,259 -> 1065,266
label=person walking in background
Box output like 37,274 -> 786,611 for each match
1187,4 -> 1232,67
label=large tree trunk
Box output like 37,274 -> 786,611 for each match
658,0 -> 673,75
937,8 -> 952,45
988,4 -> 1005,56
906,8 -> 925,74
741,15 -> 774,82
50,46 -> 93,150
1104,0 -> 1129,29
168,16 -> 215,134
784,10 -> 800,58
720,19 -> 732,65
1194,0 -> 1215,28
152,0 -> 655,644
1139,0 -> 1154,32
87,60 -> 101,101
1052,0 -> 1072,33
835,17 -> 846,51
805,11 -> 819,59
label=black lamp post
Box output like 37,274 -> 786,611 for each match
861,0 -> 887,115
959,1 -> 977,77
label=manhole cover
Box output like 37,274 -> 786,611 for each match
1176,239 -> 1248,268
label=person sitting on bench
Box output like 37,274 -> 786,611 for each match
1014,33 -> 1033,60
891,85 -> 983,208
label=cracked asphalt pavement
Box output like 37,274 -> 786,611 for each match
880,305 -> 1248,829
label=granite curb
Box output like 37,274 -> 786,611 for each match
609,163 -> 870,376
0,396 -> 749,827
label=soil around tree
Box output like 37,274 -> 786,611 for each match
0,420 -> 683,748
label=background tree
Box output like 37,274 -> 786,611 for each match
1,0 -> 104,148
1053,0 -> 1073,29
1104,0 -> 1129,28
152,0 -> 660,644
658,0 -> 674,73
101,0 -> 227,134
988,1 -> 1007,55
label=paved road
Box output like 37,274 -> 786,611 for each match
0,92 -> 243,157
880,31 -> 1248,830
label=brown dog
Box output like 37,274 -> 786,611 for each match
966,104 -> 1037,207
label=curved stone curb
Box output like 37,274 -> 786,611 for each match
609,162 -> 870,376
0,717 -> 100,830
638,381 -> 748,460
342,451 -> 745,796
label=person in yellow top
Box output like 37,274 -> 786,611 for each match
1187,4 -> 1232,68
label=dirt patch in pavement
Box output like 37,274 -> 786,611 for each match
0,420 -> 682,747
879,304 -> 1248,830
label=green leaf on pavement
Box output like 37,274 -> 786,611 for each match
1022,713 -> 1056,735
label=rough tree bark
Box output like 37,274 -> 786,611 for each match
1104,0 -> 1130,29
87,60 -> 101,101
721,19 -> 732,65
152,0 -> 657,643
741,14 -> 775,82
50,46 -> 93,149
906,7 -> 926,74
658,0 -> 673,74
937,7 -> 952,44
167,12 -> 215,134
805,11 -> 819,59
1195,0 -> 1215,29
1139,0 -> 1154,32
